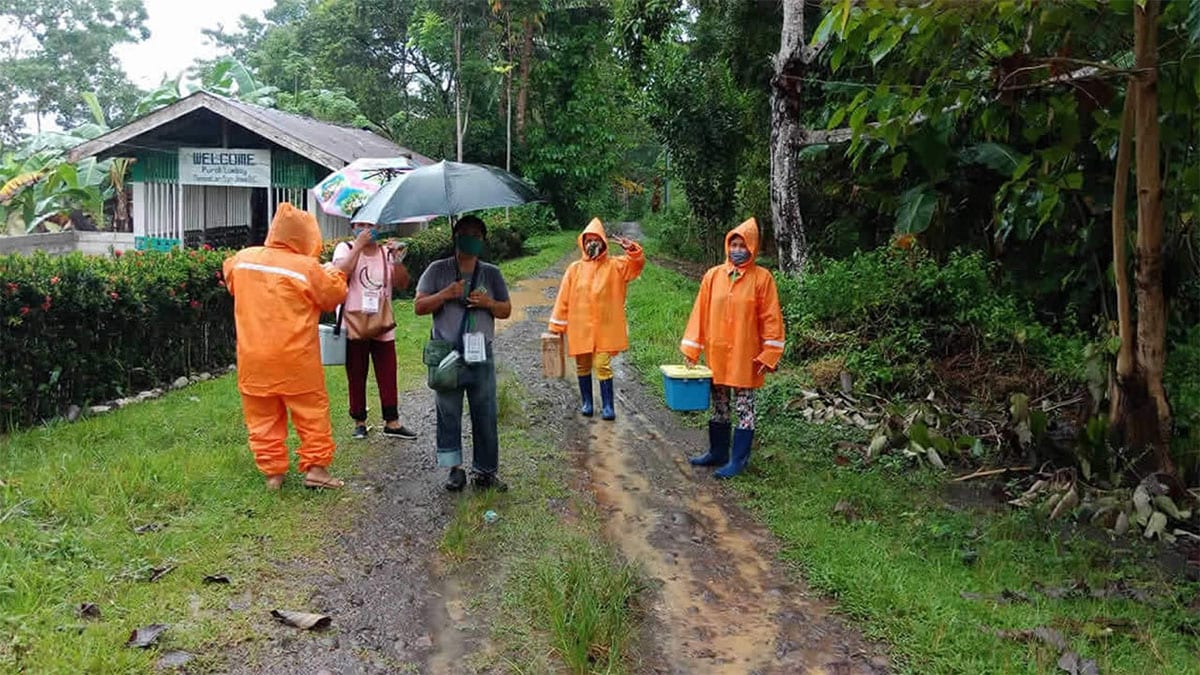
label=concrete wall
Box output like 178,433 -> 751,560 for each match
0,231 -> 135,257
0,232 -> 77,256
76,232 -> 136,256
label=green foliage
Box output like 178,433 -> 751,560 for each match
523,7 -> 653,226
1165,324 -> 1200,478
1,94 -> 128,234
800,0 -> 1199,330
780,246 -> 1088,395
641,194 -> 705,262
0,0 -> 148,145
276,88 -> 374,126
644,42 -> 750,261
0,153 -> 107,234
133,55 -> 280,118
0,248 -> 235,430
479,203 -> 561,239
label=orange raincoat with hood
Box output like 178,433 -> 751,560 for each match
223,203 -> 348,474
549,218 -> 645,356
680,218 -> 784,390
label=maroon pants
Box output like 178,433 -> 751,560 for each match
345,339 -> 398,422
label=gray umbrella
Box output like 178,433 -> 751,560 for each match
351,160 -> 541,225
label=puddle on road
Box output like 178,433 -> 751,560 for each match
582,387 -> 884,674
427,563 -> 488,675
495,277 -> 559,332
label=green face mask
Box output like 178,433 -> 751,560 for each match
456,234 -> 484,256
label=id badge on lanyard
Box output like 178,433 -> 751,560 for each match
361,290 -> 381,314
463,331 -> 486,363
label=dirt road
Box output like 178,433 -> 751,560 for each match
228,245 -> 889,674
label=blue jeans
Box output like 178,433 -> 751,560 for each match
435,359 -> 499,475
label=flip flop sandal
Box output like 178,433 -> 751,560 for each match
303,476 -> 345,490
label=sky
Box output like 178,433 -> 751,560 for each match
112,0 -> 277,90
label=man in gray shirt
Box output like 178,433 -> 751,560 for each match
414,215 -> 512,491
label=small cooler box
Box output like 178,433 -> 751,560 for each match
318,324 -> 347,366
660,364 -> 713,411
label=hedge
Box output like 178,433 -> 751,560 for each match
1,222 -> 529,430
0,247 -> 235,430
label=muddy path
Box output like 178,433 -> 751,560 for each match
568,365 -> 890,674
226,234 -> 889,674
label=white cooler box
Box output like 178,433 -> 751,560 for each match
318,323 -> 347,366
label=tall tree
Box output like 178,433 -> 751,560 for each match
1111,0 -> 1174,475
0,0 -> 148,142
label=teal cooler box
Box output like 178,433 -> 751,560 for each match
660,365 -> 713,411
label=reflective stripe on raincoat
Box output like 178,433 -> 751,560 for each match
680,217 -> 784,389
549,217 -> 645,356
223,202 -> 348,396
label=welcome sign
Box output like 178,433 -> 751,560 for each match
178,148 -> 271,187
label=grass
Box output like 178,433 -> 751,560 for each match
0,232 -> 581,673
623,260 -> 1200,675
435,370 -> 643,674
502,231 -> 579,280
0,374 -> 356,672
624,260 -> 705,429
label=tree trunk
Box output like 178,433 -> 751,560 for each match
1108,0 -> 1176,473
1109,85 -> 1135,422
1129,0 -> 1173,473
770,0 -> 809,275
516,18 -> 533,147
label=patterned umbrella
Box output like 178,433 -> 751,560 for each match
311,157 -> 422,218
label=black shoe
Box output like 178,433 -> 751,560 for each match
352,424 -> 368,439
444,467 -> 467,491
471,472 -> 509,492
381,425 -> 418,440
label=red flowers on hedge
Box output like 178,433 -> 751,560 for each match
1,248 -> 237,430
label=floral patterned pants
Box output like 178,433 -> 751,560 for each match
711,385 -> 756,430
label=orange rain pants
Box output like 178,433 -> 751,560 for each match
239,389 -> 337,474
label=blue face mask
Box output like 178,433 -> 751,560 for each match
729,249 -> 751,266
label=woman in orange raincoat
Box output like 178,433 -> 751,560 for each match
548,218 -> 645,420
223,203 -> 349,490
680,217 -> 784,478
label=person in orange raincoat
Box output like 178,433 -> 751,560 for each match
548,218 -> 645,420
680,217 -> 784,479
223,203 -> 349,491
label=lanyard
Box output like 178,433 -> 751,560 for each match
452,262 -> 483,345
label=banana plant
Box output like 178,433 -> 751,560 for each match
0,156 -> 106,234
0,94 -> 117,233
133,56 -> 280,116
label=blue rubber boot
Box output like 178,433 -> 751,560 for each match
714,428 -> 753,479
577,375 -> 594,417
689,421 -> 731,466
599,379 -> 616,420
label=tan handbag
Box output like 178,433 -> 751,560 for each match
340,249 -> 396,340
